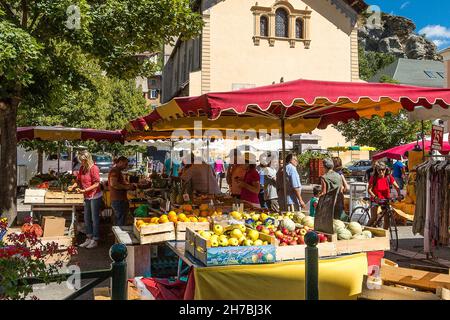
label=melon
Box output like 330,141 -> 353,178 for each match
302,216 -> 314,228
347,222 -> 363,235
352,233 -> 366,240
362,230 -> 373,239
337,228 -> 352,240
293,212 -> 306,223
333,219 -> 345,233
281,218 -> 296,232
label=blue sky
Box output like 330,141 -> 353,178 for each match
366,0 -> 450,50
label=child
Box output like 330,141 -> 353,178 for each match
309,186 -> 321,217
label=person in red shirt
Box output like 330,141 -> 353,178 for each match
368,161 -> 401,229
237,153 -> 261,209
69,151 -> 102,249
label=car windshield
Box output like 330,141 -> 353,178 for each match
93,155 -> 112,162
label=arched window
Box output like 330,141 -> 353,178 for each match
275,8 -> 288,38
295,18 -> 304,39
260,15 -> 268,37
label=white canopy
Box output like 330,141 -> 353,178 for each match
252,139 -> 293,151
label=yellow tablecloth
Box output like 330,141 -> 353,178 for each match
193,253 -> 368,300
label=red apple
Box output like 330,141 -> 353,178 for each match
282,228 -> 289,235
293,237 -> 298,241
256,225 -> 263,232
298,236 -> 305,245
280,242 -> 288,246
289,240 -> 297,246
275,231 -> 284,239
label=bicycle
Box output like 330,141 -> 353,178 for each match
349,197 -> 401,251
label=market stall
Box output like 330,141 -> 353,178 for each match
120,78 -> 450,300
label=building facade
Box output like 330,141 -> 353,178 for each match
439,47 -> 450,133
162,0 -> 369,162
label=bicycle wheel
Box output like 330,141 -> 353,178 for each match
349,206 -> 370,225
388,211 -> 399,251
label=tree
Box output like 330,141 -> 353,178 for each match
334,49 -> 430,152
0,1 -> 203,224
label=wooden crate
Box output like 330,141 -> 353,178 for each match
191,227 -> 276,266
276,233 -> 338,261
64,193 -> 84,204
185,227 -> 196,257
335,226 -> 390,255
133,218 -> 175,244
24,188 -> 47,204
176,221 -> 210,241
45,191 -> 65,204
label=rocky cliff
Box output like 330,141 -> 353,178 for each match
359,14 -> 442,61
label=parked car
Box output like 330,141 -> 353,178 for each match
92,154 -> 114,173
346,160 -> 372,181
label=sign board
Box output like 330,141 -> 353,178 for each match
431,125 -> 444,151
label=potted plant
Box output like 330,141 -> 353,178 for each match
0,217 -> 77,300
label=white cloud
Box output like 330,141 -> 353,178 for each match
433,39 -> 450,48
400,1 -> 410,10
419,25 -> 450,49
419,25 -> 450,39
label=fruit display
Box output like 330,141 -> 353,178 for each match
197,224 -> 272,248
174,204 -> 223,218
274,219 -> 328,247
242,212 -> 277,229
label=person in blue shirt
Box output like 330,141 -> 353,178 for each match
277,154 -> 306,211
256,162 -> 267,209
392,159 -> 406,190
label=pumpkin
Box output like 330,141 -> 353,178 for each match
347,222 -> 363,235
337,228 -> 352,240
281,218 -> 296,232
302,216 -> 314,228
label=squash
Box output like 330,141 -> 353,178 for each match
347,222 -> 363,235
352,233 -> 366,240
281,218 -> 296,232
333,219 -> 345,233
337,228 -> 352,240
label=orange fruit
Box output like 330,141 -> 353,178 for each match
178,213 -> 187,221
200,210 -> 209,217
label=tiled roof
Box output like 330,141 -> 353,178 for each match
343,0 -> 368,13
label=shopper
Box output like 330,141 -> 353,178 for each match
214,157 -> 225,190
181,155 -> 220,195
69,151 -> 102,249
309,186 -> 321,218
108,156 -> 136,226
226,149 -> 247,198
279,154 -> 306,211
392,159 -> 406,190
260,153 -> 279,212
320,158 -> 344,220
332,157 -> 350,192
237,154 -> 261,208
368,161 -> 402,229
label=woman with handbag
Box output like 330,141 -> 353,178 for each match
68,151 -> 102,249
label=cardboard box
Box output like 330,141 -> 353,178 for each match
42,216 -> 66,237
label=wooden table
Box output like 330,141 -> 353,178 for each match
112,226 -> 152,279
28,202 -> 83,238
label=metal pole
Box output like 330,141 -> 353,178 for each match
421,121 -> 425,160
57,141 -> 61,174
110,244 -> 128,300
305,231 -> 319,300
281,112 -> 287,212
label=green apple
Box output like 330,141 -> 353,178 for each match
238,236 -> 247,245
243,239 -> 254,246
211,239 -> 219,247
228,238 -> 239,246
219,237 -> 229,247
238,224 -> 246,233
213,224 -> 224,235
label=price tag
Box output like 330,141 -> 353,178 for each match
183,194 -> 190,202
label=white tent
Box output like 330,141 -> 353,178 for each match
252,139 -> 293,151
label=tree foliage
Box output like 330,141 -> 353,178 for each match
334,49 -> 430,151
0,0 -> 203,221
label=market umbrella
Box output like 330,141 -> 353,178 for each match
327,146 -> 376,152
17,126 -> 124,173
372,140 -> 450,161
125,78 -> 450,209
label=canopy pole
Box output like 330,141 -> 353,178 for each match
281,110 -> 287,212
421,121 -> 425,160
57,141 -> 61,175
